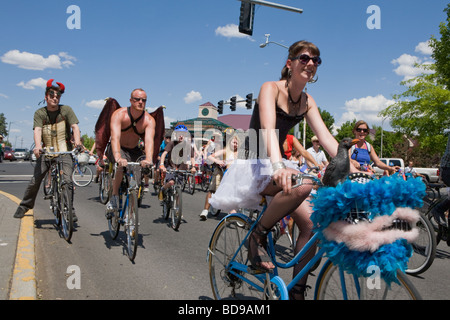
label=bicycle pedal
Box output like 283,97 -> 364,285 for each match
43,195 -> 52,200
247,265 -> 273,275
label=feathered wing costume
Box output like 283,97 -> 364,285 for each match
310,174 -> 425,285
95,98 -> 165,164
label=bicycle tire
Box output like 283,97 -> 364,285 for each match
209,215 -> 271,300
125,191 -> 139,261
59,184 -> 73,242
315,260 -> 421,300
187,174 -> 195,195
162,189 -> 170,220
406,212 -> 436,275
201,173 -> 211,192
51,179 -> 61,226
171,185 -> 182,230
43,171 -> 53,196
99,170 -> 111,204
72,164 -> 93,187
108,192 -> 122,240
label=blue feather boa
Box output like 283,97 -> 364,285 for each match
311,174 -> 425,284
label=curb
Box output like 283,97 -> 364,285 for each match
0,191 -> 36,300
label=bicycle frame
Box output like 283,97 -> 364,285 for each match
116,163 -> 141,221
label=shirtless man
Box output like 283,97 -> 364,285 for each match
106,88 -> 156,213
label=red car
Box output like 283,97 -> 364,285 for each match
3,146 -> 16,161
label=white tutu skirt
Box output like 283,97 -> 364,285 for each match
209,158 -> 299,212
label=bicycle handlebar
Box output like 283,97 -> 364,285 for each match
43,148 -> 80,158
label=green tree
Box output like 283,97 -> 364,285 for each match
429,3 -> 450,89
380,5 -> 450,156
0,113 -> 8,137
296,107 -> 335,149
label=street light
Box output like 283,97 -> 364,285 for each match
259,34 -> 289,49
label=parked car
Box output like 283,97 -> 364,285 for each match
13,148 -> 30,161
372,158 -> 440,182
3,146 -> 16,161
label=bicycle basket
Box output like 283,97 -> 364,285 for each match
77,153 -> 89,165
311,174 -> 425,284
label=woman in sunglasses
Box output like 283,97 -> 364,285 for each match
350,120 -> 397,174
210,40 -> 352,299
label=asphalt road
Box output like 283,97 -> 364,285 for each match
1,160 -> 449,300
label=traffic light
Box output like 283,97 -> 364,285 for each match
245,93 -> 253,109
230,96 -> 237,111
217,100 -> 224,114
239,1 -> 255,36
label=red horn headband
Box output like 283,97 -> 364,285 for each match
46,79 -> 65,93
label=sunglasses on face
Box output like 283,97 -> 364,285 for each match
356,128 -> 369,133
292,54 -> 322,66
132,97 -> 147,103
48,91 -> 62,99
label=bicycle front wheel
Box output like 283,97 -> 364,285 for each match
406,212 -> 436,275
209,215 -> 266,300
72,164 -> 93,187
171,185 -> 182,230
59,184 -> 73,242
99,170 -> 111,204
187,174 -> 195,195
125,191 -> 139,261
315,260 -> 421,300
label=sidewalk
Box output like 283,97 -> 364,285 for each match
0,191 -> 36,300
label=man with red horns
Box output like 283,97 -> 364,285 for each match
14,79 -> 82,219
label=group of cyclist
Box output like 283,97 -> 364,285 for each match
11,39 -> 449,301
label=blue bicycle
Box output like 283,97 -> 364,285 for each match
107,162 -> 142,261
207,172 -> 422,300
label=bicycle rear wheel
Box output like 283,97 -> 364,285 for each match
406,212 -> 436,275
209,215 -> 267,300
315,260 -> 421,300
59,184 -> 73,242
72,164 -> 93,187
171,185 -> 182,230
201,172 -> 211,192
125,191 -> 139,261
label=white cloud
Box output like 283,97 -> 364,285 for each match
16,77 -> 47,90
391,53 -> 433,81
184,90 -> 202,104
1,50 -> 76,70
86,99 -> 107,109
415,40 -> 433,55
215,24 -> 253,40
391,41 -> 435,81
0,93 -> 8,99
336,94 -> 395,128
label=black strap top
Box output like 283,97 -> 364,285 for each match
121,107 -> 145,135
248,94 -> 308,158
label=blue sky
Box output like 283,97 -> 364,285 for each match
0,0 -> 447,149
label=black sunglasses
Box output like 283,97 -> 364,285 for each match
356,128 -> 369,133
132,97 -> 147,103
292,54 -> 322,66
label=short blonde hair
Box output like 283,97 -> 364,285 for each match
311,136 -> 319,142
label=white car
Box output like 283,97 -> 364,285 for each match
13,148 -> 30,161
